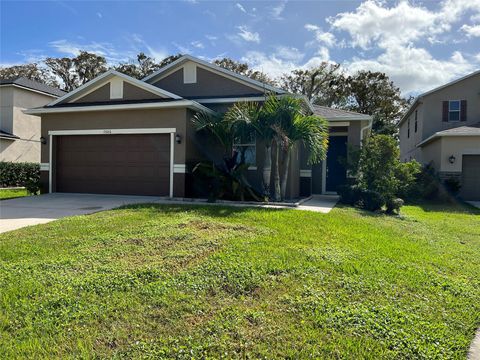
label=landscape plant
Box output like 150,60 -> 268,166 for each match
339,135 -> 420,213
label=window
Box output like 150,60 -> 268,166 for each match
414,110 -> 418,133
448,100 -> 460,121
407,119 -> 410,138
233,132 -> 256,167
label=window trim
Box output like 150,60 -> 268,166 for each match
448,100 -> 461,122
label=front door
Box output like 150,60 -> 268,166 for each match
325,136 -> 347,193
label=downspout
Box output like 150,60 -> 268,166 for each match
360,118 -> 373,147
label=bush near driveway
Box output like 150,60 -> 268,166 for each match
0,203 -> 479,359
0,162 -> 40,194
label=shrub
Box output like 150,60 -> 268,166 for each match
0,162 -> 40,190
444,177 -> 461,196
359,189 -> 385,212
386,197 -> 404,214
337,184 -> 361,205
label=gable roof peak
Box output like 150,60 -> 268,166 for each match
142,54 -> 285,94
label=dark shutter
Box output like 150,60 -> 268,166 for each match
460,100 -> 467,121
442,101 -> 449,122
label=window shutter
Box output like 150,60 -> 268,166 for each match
460,100 -> 467,121
442,101 -> 449,122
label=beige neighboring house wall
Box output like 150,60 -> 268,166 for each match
399,70 -> 480,200
0,85 -> 59,163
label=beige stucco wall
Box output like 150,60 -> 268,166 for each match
435,136 -> 480,172
421,73 -> 480,139
400,72 -> 480,163
0,86 -> 56,163
399,103 -> 425,161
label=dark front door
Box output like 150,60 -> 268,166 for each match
55,134 -> 170,196
326,136 -> 347,193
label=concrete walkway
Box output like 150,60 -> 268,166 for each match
0,193 -> 339,234
297,195 -> 339,213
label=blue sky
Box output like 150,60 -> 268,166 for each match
1,0 -> 479,94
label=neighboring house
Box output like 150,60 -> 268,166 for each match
399,70 -> 480,200
25,55 -> 371,199
0,77 -> 65,163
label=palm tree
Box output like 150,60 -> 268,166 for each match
263,96 -> 329,200
193,95 -> 328,202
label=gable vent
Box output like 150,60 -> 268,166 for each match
110,78 -> 123,99
183,62 -> 197,84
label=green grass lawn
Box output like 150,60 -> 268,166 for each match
0,188 -> 28,200
1,202 -> 479,359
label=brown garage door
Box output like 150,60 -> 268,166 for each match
55,134 -> 170,196
461,155 -> 480,201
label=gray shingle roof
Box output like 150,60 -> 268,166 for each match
418,122 -> 480,147
434,123 -> 480,137
0,77 -> 65,97
312,105 -> 371,121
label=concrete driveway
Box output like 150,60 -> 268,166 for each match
0,193 -> 162,234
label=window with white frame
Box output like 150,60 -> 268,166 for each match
448,100 -> 460,121
233,132 -> 256,166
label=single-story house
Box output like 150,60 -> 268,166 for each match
25,55 -> 371,199
399,70 -> 480,200
0,77 -> 65,162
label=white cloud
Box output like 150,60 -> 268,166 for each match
242,50 -> 333,79
236,26 -> 260,43
329,0 -> 480,49
236,3 -> 246,13
96,12 -> 102,18
274,46 -> 304,62
345,46 -> 475,94
461,23 -> 480,36
305,24 -> 336,47
271,1 -> 286,20
191,41 -> 204,49
49,39 -> 130,63
127,34 -> 168,61
206,35 -> 218,41
326,0 -> 480,94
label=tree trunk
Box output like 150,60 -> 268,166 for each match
280,148 -> 290,201
271,139 -> 281,202
261,144 -> 271,199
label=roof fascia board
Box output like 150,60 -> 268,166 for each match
47,70 -> 182,107
0,83 -> 61,98
24,99 -> 215,115
143,55 -> 285,94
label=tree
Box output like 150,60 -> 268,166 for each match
0,63 -> 58,87
357,135 -> 420,205
345,71 -> 410,137
214,57 -> 276,86
73,51 -> 107,85
280,63 -> 347,107
115,53 -> 182,79
264,96 -> 328,200
222,95 -> 328,201
45,57 -> 78,91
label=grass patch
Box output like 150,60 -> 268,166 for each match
0,188 -> 29,200
0,202 -> 479,358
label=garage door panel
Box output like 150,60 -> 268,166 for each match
461,155 -> 480,201
55,134 -> 170,196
